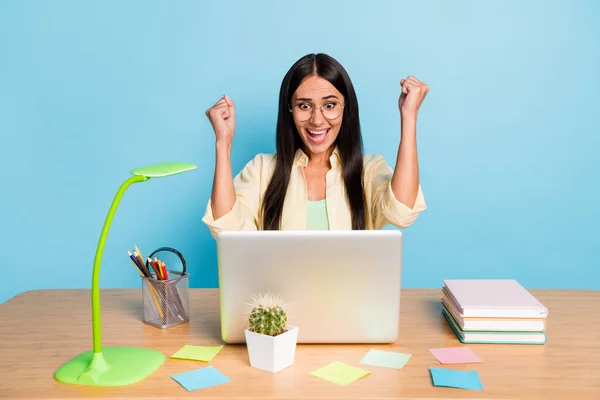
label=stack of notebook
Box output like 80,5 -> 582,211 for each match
441,279 -> 548,344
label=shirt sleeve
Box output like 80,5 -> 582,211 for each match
365,155 -> 427,230
201,154 -> 265,239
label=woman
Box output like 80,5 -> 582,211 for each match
202,53 -> 428,238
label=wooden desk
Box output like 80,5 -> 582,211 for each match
0,289 -> 598,399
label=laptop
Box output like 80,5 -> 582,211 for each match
216,230 -> 403,343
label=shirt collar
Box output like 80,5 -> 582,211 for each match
293,146 -> 341,168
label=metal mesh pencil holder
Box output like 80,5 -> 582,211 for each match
142,247 -> 190,329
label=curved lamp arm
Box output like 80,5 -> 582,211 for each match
92,174 -> 148,353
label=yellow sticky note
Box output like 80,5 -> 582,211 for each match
170,345 -> 224,362
310,361 -> 371,386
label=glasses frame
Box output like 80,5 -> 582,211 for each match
289,101 -> 345,122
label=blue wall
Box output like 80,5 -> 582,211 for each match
1,0 -> 599,303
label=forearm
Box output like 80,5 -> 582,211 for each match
391,117 -> 419,209
210,140 -> 236,220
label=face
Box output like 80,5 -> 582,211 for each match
291,75 -> 345,158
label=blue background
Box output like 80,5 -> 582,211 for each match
1,0 -> 599,303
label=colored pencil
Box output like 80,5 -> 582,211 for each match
133,246 -> 145,268
147,257 -> 162,280
128,251 -> 148,277
161,260 -> 169,280
127,251 -> 163,318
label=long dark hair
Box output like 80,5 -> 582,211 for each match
262,53 -> 366,230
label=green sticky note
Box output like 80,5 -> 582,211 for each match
359,349 -> 412,369
170,345 -> 224,362
310,361 -> 371,386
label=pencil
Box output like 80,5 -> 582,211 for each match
129,251 -> 152,277
128,254 -> 145,277
133,245 -> 145,268
153,257 -> 162,279
127,251 -> 164,319
161,260 -> 169,280
147,257 -> 162,280
128,252 -> 147,276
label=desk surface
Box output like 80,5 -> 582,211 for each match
0,289 -> 598,399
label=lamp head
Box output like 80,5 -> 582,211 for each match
131,162 -> 197,179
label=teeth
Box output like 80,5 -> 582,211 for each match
308,129 -> 328,135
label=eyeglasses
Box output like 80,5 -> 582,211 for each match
289,101 -> 344,122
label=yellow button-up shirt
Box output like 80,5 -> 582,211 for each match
202,148 -> 426,238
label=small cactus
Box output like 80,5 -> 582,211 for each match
246,293 -> 288,336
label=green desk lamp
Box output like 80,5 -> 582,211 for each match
54,162 -> 197,386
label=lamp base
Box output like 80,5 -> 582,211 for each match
54,346 -> 165,386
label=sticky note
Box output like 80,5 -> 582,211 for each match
359,349 -> 412,369
429,347 -> 482,364
310,361 -> 371,386
170,345 -> 224,362
430,367 -> 483,390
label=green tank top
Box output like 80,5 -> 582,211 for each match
306,199 -> 330,230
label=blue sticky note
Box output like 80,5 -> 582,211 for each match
430,367 -> 483,390
172,365 -> 231,391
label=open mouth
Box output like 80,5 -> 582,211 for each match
306,128 -> 330,145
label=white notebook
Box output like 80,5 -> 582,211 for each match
443,279 -> 548,318
441,296 -> 547,331
442,308 -> 547,344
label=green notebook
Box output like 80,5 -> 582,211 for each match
442,305 -> 546,345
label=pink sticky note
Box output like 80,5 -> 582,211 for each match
429,347 -> 483,364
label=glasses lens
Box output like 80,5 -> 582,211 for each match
294,107 -> 311,121
322,102 -> 342,120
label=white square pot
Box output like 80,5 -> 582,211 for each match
244,325 -> 298,373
